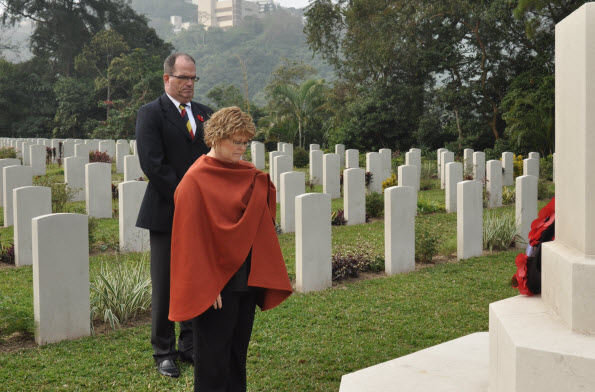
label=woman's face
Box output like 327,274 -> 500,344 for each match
212,135 -> 251,164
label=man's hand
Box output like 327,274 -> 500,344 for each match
213,294 -> 222,309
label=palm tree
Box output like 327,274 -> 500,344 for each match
270,79 -> 327,148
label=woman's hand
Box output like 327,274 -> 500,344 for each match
213,294 -> 222,309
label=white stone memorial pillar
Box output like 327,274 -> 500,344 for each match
3,165 -> 32,227
345,149 -> 359,168
486,160 -> 502,208
309,150 -> 323,185
124,155 -> 144,182
280,171 -> 305,233
64,157 -> 86,202
473,151 -> 486,184
502,152 -> 514,186
366,152 -> 383,194
85,163 -> 112,218
119,181 -> 149,253
32,213 -> 90,345
323,153 -> 340,199
343,168 -> 365,225
457,180 -> 483,260
295,193 -> 332,292
385,186 -> 416,275
14,186 -> 52,267
445,162 -> 463,213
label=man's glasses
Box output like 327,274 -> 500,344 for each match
168,74 -> 200,82
230,140 -> 252,147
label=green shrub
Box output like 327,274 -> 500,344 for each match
538,179 -> 554,200
331,209 -> 346,226
293,147 -> 309,168
90,255 -> 152,331
540,155 -> 554,182
0,146 -> 17,159
420,178 -> 439,190
382,173 -> 397,191
33,175 -> 79,213
365,192 -> 384,220
416,226 -> 440,263
417,198 -> 445,214
421,160 -> 437,179
483,211 -> 519,251
88,217 -> 100,251
502,186 -> 515,205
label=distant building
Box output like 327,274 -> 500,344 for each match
197,0 -> 278,29
170,15 -> 192,32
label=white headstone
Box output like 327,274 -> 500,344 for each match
437,148 -> 447,177
85,163 -> 112,218
346,149 -> 359,169
64,157 -> 86,202
336,144 -> 346,167
0,158 -> 22,207
274,154 -> 293,203
366,152 -> 383,194
32,213 -> 90,345
309,150 -> 323,185
29,144 -> 46,176
515,175 -> 538,248
124,155 -> 144,182
379,148 -> 392,184
528,152 -> 540,160
62,140 -> 75,159
251,141 -> 265,170
309,144 -> 320,152
14,186 -> 52,267
269,151 -> 282,188
344,168 -> 365,226
445,162 -> 463,213
323,153 -> 340,199
119,181 -> 149,253
523,158 -> 539,178
473,151 -> 486,184
385,186 -> 416,275
501,152 -> 514,186
440,151 -> 454,189
280,171 -> 305,233
486,160 -> 503,208
74,143 -> 90,164
295,193 -> 332,292
405,150 -> 421,190
282,143 -> 293,157
99,140 -> 116,158
457,180 -> 483,260
115,141 -> 129,174
398,164 -> 418,196
3,165 -> 32,227
463,149 -> 474,177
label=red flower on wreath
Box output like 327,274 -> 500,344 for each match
512,253 -> 532,296
528,197 -> 555,246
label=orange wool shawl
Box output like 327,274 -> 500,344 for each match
168,155 -> 293,322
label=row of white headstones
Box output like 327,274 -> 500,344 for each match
249,141 -> 548,293
1,136 -> 545,346
0,137 -> 150,345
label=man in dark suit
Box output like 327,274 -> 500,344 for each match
135,52 -> 213,378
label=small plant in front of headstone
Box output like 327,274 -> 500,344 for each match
111,183 -> 118,200
415,226 -> 440,263
365,192 -> 384,221
381,173 -> 397,191
331,209 -> 346,226
417,198 -> 445,214
0,146 -> 17,159
33,175 -> 78,213
502,186 -> 516,205
0,237 -> 15,265
89,150 -> 112,163
483,210 -> 519,251
305,178 -> 317,192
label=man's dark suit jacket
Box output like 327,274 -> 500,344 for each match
135,93 -> 213,232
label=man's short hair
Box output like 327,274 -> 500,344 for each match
203,107 -> 255,148
163,53 -> 196,74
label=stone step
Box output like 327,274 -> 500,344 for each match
339,332 -> 489,392
489,295 -> 595,392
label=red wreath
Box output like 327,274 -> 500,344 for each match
511,253 -> 531,296
528,197 -> 555,246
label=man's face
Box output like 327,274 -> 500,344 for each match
164,57 -> 196,104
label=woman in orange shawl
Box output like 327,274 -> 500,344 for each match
169,106 -> 292,391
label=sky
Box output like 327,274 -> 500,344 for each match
277,0 -> 311,9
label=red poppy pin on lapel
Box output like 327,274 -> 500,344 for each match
196,114 -> 204,122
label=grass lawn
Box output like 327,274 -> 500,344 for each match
0,161 -> 553,391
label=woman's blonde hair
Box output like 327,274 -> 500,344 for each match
203,106 -> 255,148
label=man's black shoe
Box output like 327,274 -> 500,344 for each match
157,359 -> 180,378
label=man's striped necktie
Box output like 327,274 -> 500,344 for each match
179,104 -> 194,139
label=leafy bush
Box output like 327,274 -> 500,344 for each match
421,160 -> 437,179
305,177 -> 316,192
89,150 -> 112,163
513,154 -> 523,178
90,256 -> 152,331
483,211 -> 519,251
331,209 -> 346,226
417,198 -> 445,214
502,186 -> 515,205
416,226 -> 440,263
332,248 -> 384,281
540,155 -> 554,181
293,147 -> 309,168
365,192 -> 384,220
0,234 -> 15,265
33,175 -> 79,213
0,146 -> 17,159
382,173 -> 397,191
365,171 -> 373,188
538,179 -> 554,200
88,217 -> 100,251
